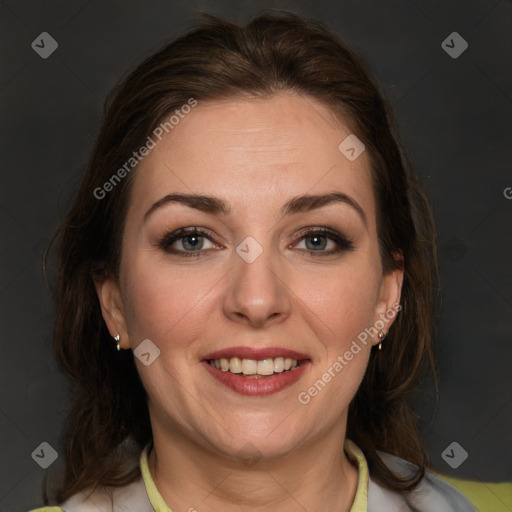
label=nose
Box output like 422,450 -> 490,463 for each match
223,242 -> 292,328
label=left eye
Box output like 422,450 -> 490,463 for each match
295,233 -> 337,251
292,228 -> 354,254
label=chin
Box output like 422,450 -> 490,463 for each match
201,415 -> 310,462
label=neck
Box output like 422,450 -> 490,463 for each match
147,423 -> 359,511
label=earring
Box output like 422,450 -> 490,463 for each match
378,331 -> 385,350
114,334 -> 121,351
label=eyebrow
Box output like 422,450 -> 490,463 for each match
143,191 -> 367,227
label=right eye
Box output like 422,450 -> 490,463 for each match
156,227 -> 222,257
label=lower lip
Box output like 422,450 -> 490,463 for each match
202,361 -> 310,396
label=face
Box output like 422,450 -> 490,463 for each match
97,92 -> 402,461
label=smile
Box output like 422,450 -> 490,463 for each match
208,356 -> 301,377
202,346 -> 311,396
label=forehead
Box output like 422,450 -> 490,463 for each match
128,92 -> 375,224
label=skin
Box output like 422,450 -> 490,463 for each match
96,91 -> 403,511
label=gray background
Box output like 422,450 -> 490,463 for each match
0,1 -> 511,511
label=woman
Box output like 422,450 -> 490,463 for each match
30,10 -> 478,512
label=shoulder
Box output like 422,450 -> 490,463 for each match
28,475 -> 152,512
28,508 -> 64,512
368,450 -> 479,512
433,473 -> 512,512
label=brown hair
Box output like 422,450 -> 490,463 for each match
43,9 -> 439,505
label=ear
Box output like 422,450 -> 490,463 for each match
372,254 -> 404,346
94,275 -> 130,349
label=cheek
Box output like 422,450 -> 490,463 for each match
294,265 -> 379,415
294,260 -> 381,347
120,252 -> 210,345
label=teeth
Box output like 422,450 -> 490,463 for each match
208,356 -> 300,376
274,356 -> 284,372
242,359 -> 257,375
229,357 -> 242,373
257,359 -> 274,376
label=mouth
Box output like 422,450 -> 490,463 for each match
206,356 -> 304,378
201,346 -> 311,396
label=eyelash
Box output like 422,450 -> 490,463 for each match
156,226 -> 355,258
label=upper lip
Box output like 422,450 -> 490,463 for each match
202,346 -> 311,361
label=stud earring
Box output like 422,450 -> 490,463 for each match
378,331 -> 385,350
114,334 -> 121,351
